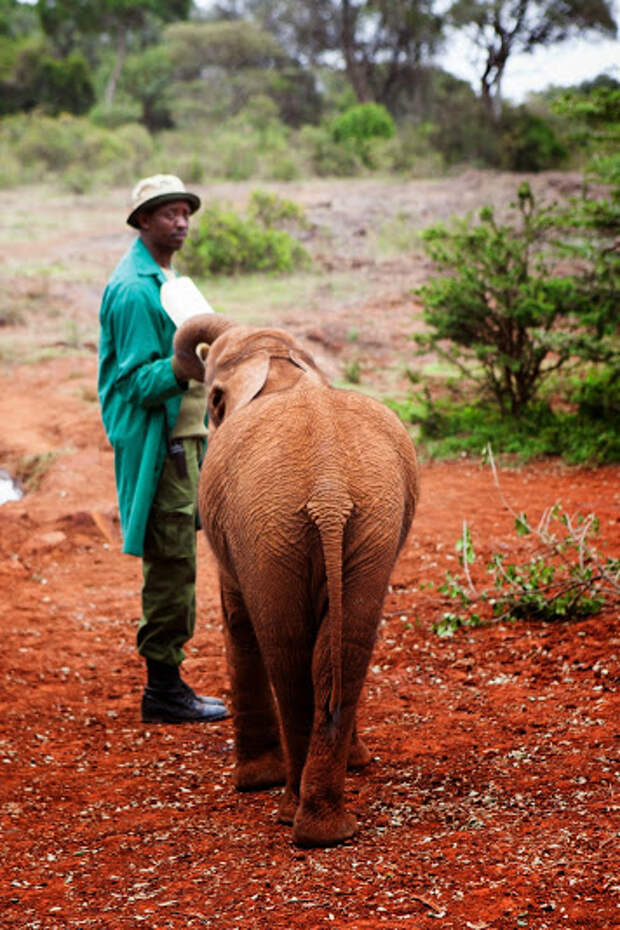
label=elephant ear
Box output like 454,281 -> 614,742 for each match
208,350 -> 270,427
289,348 -> 328,383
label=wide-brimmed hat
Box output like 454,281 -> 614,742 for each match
127,174 -> 201,228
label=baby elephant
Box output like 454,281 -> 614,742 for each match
174,314 -> 419,847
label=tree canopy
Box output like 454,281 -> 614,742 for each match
210,0 -> 445,104
1,0 -> 618,133
448,0 -> 617,117
36,0 -> 192,101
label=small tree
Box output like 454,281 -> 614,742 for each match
416,182 -> 617,417
118,44 -> 173,130
330,102 -> 395,167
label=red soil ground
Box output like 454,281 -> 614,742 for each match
0,355 -> 618,929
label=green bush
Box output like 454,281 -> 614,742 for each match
370,121 -> 445,176
0,112 -> 154,186
416,182 -> 617,416
89,100 -> 142,129
434,493 -> 619,635
330,102 -> 396,168
392,393 -> 620,464
36,52 -> 95,116
298,125 -> 362,176
247,189 -> 309,229
177,198 -> 310,276
571,367 -> 619,422
500,109 -> 568,171
216,131 -> 260,180
331,102 -> 395,145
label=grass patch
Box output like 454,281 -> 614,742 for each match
376,211 -> 424,256
433,450 -> 620,636
15,452 -> 60,492
389,394 -> 620,465
192,267 -> 377,326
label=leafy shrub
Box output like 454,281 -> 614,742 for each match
330,103 -> 396,168
416,182 -> 618,417
8,112 -> 131,172
298,125 -> 362,176
392,393 -> 620,464
551,84 -> 620,185
331,102 -> 395,145
247,189 -> 309,229
0,112 -> 154,187
210,129 -> 260,180
263,149 -> 300,181
0,147 -> 20,186
88,100 -> 142,129
371,122 -> 445,176
433,454 -> 619,636
571,367 -> 619,423
177,197 -> 310,276
60,166 -> 93,194
36,52 -> 95,116
500,108 -> 568,171
113,123 -> 154,169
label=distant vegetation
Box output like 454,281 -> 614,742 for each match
0,0 -> 617,189
178,190 -> 310,276
1,0 -> 618,464
394,85 -> 620,464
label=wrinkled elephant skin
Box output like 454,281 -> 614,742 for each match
174,316 -> 419,847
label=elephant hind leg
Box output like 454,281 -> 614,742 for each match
348,726 -> 371,770
293,587 -> 385,847
235,749 -> 286,791
293,661 -> 361,845
294,806 -> 357,848
220,583 -> 285,791
292,719 -> 368,844
292,710 -> 358,848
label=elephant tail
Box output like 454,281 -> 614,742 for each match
307,492 -> 353,731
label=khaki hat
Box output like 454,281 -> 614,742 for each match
127,174 -> 201,228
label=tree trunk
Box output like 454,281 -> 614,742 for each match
104,30 -> 127,106
341,0 -> 373,102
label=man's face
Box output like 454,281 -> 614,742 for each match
138,199 -> 191,253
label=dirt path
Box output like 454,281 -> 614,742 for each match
0,174 -> 618,929
0,355 -> 618,929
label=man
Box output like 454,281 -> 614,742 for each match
98,174 -> 228,724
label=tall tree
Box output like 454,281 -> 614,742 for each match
0,0 -> 39,37
210,0 -> 444,106
36,0 -> 191,103
448,0 -> 617,118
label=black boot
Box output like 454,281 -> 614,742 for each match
142,659 -> 229,724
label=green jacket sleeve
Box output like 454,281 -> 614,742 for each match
112,281 -> 185,409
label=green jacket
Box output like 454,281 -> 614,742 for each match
98,237 -> 187,557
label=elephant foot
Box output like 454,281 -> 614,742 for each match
347,734 -> 372,770
276,786 -> 299,825
234,749 -> 286,791
292,806 -> 357,848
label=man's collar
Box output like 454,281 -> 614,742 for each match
132,236 -> 167,282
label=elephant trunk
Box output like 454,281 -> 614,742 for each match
173,313 -> 234,382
